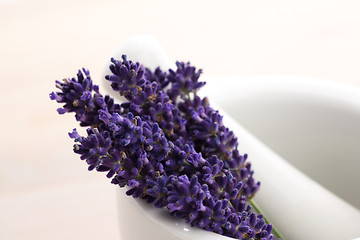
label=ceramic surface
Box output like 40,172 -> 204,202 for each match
101,36 -> 360,240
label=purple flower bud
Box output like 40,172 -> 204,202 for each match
238,225 -> 249,233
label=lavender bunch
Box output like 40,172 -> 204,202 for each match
106,55 -> 260,198
50,56 -> 283,239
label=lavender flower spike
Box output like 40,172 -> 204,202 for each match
50,68 -> 121,127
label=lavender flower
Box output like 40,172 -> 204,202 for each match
50,68 -> 120,127
166,61 -> 205,101
106,56 -> 147,103
50,56 -> 281,240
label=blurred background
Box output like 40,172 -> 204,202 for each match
0,0 -> 359,239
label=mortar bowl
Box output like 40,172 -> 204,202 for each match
101,35 -> 360,240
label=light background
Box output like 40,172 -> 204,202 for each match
0,0 -> 359,239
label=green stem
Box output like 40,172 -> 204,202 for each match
248,198 -> 285,240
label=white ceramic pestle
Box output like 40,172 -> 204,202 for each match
100,35 -> 360,240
